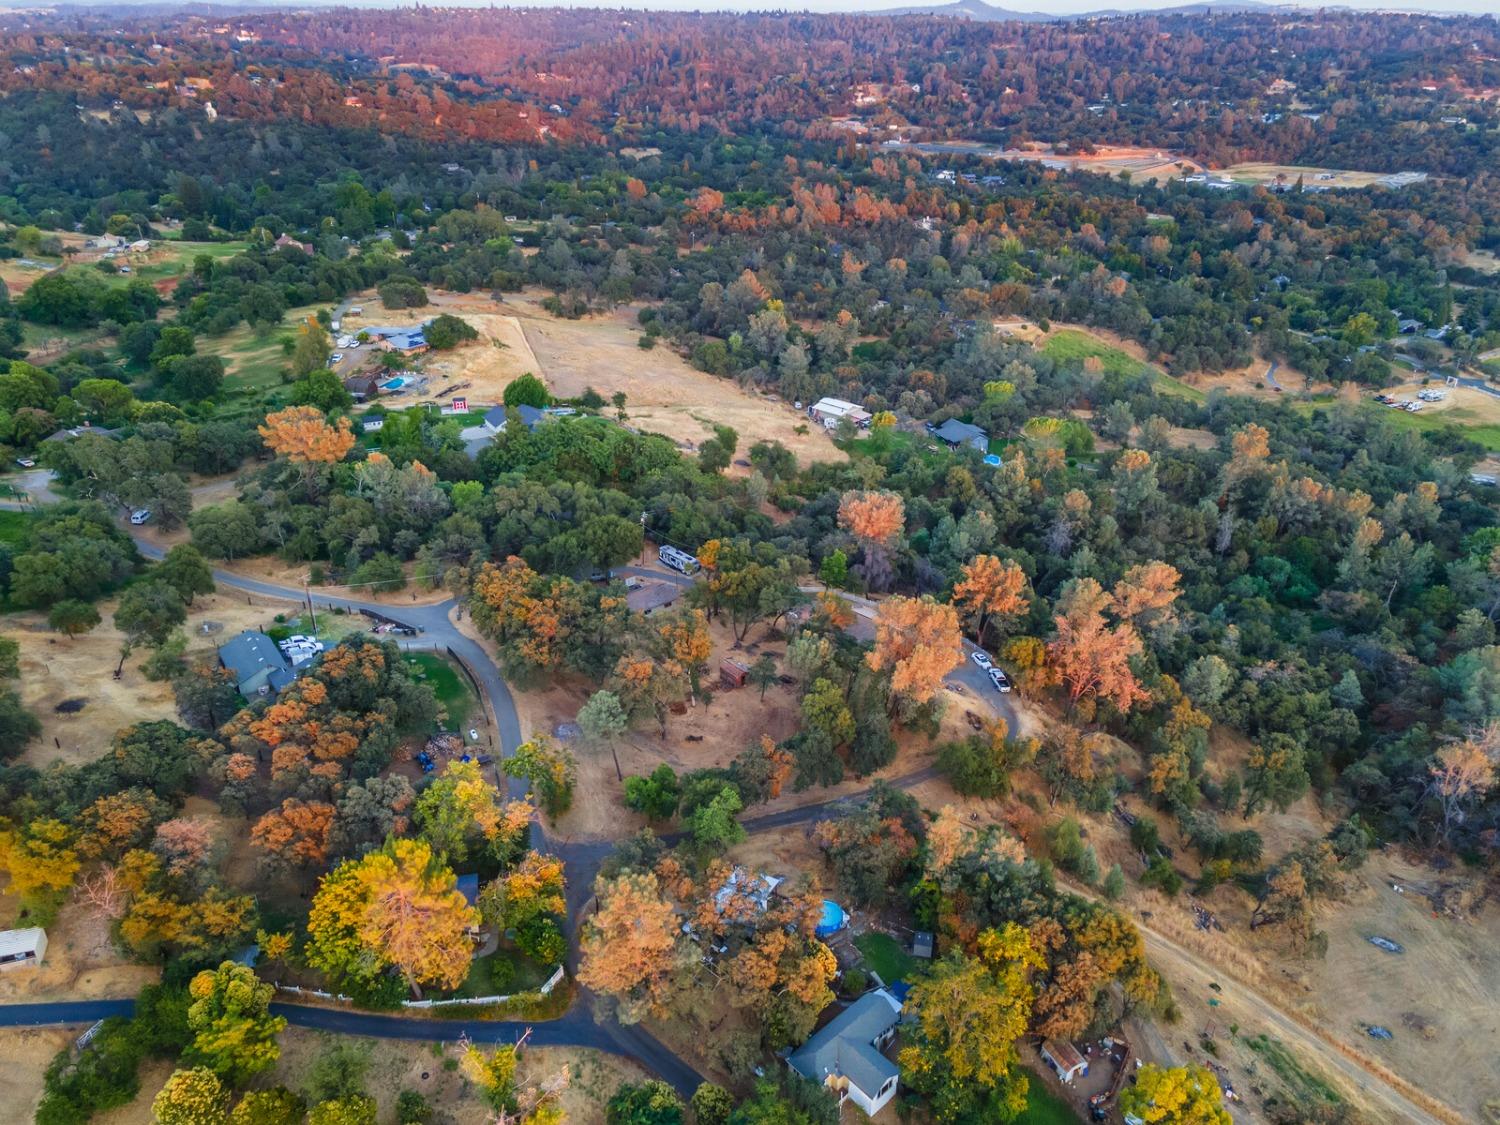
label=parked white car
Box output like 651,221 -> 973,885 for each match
970,650 -> 994,670
989,667 -> 1012,693
129,508 -> 152,525
329,352 -> 345,364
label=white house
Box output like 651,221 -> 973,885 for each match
0,927 -> 47,971
808,397 -> 872,430
788,988 -> 903,1116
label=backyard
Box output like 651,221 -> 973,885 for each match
854,931 -> 917,985
402,651 -> 481,730
1015,1068 -> 1085,1125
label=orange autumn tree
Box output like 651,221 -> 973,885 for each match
77,790 -> 162,860
258,406 -> 356,465
1430,726 -> 1498,845
838,489 -> 904,546
1047,578 -> 1148,719
470,557 -> 590,684
577,870 -> 686,1023
867,595 -> 963,705
838,489 -> 904,591
952,554 -> 1029,644
250,798 -> 335,868
1110,561 -> 1182,635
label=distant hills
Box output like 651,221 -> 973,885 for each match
873,0 -> 1297,20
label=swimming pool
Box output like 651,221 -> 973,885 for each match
382,377 -> 408,390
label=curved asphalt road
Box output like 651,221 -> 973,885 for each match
0,998 -> 701,1097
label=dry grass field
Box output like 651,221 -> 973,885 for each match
0,1028 -> 80,1123
12,589 -> 302,767
1221,162 -> 1397,189
430,290 -> 844,467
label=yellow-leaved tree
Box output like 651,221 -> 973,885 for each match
897,923 -> 1043,1120
1119,1064 -> 1233,1125
306,838 -> 477,1000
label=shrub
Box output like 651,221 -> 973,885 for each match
1140,855 -> 1183,897
502,373 -> 549,408
517,914 -> 566,966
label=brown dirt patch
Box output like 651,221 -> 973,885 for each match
521,1046 -> 648,1124
0,1028 -> 75,1121
1303,855 -> 1500,1123
1160,424 -> 1217,451
1222,162 -> 1396,189
252,1029 -> 634,1124
0,897 -> 157,1002
1463,248 -> 1500,275
1185,357 -> 1327,399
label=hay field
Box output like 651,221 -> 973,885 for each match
430,290 -> 843,467
1222,162 -> 1395,189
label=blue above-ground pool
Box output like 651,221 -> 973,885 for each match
816,899 -> 847,938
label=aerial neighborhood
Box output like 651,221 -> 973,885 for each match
0,6 -> 1497,1125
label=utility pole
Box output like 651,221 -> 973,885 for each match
304,582 -> 318,633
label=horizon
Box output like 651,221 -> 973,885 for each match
4,0 -> 1499,16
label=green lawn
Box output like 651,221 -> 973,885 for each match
1380,404 -> 1500,451
403,651 -> 480,728
1015,1068 -> 1085,1125
0,509 -> 34,549
452,948 -> 552,999
1042,328 -> 1205,401
854,932 -> 918,983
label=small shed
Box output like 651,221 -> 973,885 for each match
0,927 -> 47,971
720,659 -> 749,690
1041,1039 -> 1089,1084
911,931 -> 934,959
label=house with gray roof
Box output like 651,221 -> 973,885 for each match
482,403 -> 547,434
932,418 -> 988,452
787,988 -> 903,1116
218,630 -> 296,698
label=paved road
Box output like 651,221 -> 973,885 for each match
0,999 -> 134,1027
0,999 -> 702,1098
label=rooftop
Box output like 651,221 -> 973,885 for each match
788,989 -> 902,1097
218,630 -> 291,689
0,927 -> 46,958
932,418 -> 988,447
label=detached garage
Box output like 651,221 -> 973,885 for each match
0,927 -> 47,971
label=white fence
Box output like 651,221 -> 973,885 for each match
75,1019 -> 105,1050
274,963 -> 566,1010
